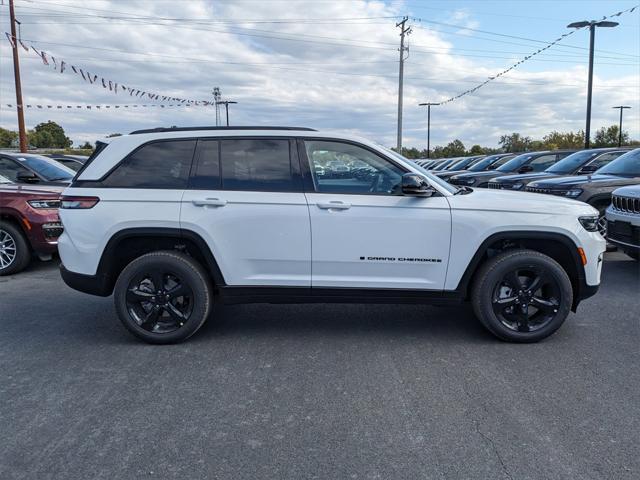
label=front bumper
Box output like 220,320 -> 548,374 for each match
605,206 -> 640,251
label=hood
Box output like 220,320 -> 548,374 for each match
436,169 -> 468,178
0,183 -> 64,197
491,172 -> 557,184
449,188 -> 597,216
528,173 -> 637,189
612,185 -> 640,198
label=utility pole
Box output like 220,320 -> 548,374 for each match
612,106 -> 631,146
216,101 -> 238,126
212,87 -> 221,126
396,16 -> 411,153
567,20 -> 619,149
9,0 -> 27,152
418,102 -> 439,158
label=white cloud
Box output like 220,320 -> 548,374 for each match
0,0 -> 638,148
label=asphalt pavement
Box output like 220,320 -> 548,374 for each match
1,253 -> 639,480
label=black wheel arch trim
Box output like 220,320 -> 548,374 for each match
454,230 -> 591,310
60,227 -> 226,297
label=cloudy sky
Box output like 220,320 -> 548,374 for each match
0,0 -> 638,149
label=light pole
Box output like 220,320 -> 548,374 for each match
567,20 -> 619,149
418,102 -> 439,158
612,106 -> 631,146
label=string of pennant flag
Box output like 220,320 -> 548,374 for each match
415,4 -> 638,105
2,103 -> 202,109
3,33 -> 214,106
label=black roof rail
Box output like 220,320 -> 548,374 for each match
129,126 -> 317,135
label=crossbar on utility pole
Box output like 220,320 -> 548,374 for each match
9,0 -> 27,152
612,106 -> 631,147
217,100 -> 238,126
396,17 -> 411,153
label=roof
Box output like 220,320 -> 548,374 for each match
129,126 -> 317,135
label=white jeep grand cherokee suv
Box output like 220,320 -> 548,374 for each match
58,127 -> 605,344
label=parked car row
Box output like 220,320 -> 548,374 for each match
422,147 -> 640,260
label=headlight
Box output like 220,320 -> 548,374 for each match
27,199 -> 61,209
456,178 -> 475,186
511,183 -> 524,190
565,189 -> 583,198
578,216 -> 599,232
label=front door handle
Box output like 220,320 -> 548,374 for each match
317,201 -> 351,210
192,198 -> 227,207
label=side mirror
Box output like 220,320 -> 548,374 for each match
402,173 -> 435,196
518,165 -> 534,173
16,172 -> 40,183
578,164 -> 598,174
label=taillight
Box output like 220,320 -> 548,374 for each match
60,196 -> 100,209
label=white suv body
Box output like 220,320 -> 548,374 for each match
58,127 -> 605,343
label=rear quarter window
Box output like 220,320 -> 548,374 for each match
101,140 -> 196,188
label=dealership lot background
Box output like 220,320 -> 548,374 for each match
2,0 -> 640,478
1,255 -> 638,479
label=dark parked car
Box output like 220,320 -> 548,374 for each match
436,153 -> 518,182
45,154 -> 88,172
431,158 -> 460,171
0,152 -> 75,185
526,148 -> 640,235
0,176 -> 64,275
449,150 -> 576,188
442,155 -> 485,171
488,148 -> 629,190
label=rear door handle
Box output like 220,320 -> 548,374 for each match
317,201 -> 351,210
192,198 -> 227,207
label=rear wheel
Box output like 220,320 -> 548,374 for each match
114,251 -> 213,344
471,249 -> 573,342
0,221 -> 31,276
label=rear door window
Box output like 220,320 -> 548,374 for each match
190,140 -> 221,189
220,139 -> 297,192
102,140 -> 196,188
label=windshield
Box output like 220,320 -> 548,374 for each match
14,155 -> 75,181
385,148 -> 458,194
546,150 -> 600,174
448,157 -> 477,170
496,153 -> 538,172
468,154 -> 506,171
596,148 -> 640,176
432,159 -> 456,171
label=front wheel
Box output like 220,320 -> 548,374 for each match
0,221 -> 31,276
471,249 -> 573,343
114,251 -> 213,344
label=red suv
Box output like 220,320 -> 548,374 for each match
0,175 -> 64,275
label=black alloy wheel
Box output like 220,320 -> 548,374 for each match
114,251 -> 212,344
491,266 -> 562,333
126,269 -> 194,334
471,249 -> 573,343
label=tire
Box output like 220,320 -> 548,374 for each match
0,221 -> 31,276
471,249 -> 573,343
113,250 -> 213,344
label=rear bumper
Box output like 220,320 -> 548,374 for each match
60,264 -> 112,297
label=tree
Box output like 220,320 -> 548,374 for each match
0,127 -> 18,148
79,141 -> 94,149
442,139 -> 466,157
542,130 -> 584,150
499,132 -> 532,152
592,125 -> 629,147
468,144 -> 484,155
29,121 -> 72,148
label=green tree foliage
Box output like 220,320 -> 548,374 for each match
0,127 -> 18,148
542,130 -> 584,150
442,139 -> 466,157
79,141 -> 94,149
27,121 -> 72,148
499,132 -> 532,152
468,144 -> 484,155
592,125 -> 629,147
